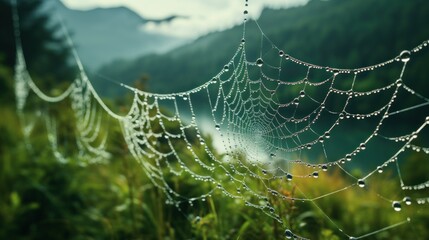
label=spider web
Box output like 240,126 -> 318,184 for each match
12,0 -> 429,239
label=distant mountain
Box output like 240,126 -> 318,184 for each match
99,0 -> 429,96
43,1 -> 186,70
145,15 -> 188,24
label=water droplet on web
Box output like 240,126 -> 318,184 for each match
322,165 -> 328,171
224,65 -> 229,72
345,154 -> 352,161
279,50 -> 284,57
403,196 -> 412,205
396,79 -> 403,87
360,143 -> 366,150
392,201 -> 402,211
256,58 -> 264,67
399,50 -> 411,62
299,90 -> 305,98
284,229 -> 293,239
333,69 -> 339,76
312,171 -> 319,178
286,173 -> 293,181
215,124 -> 220,131
243,10 -> 248,15
358,179 -> 365,188
324,132 -> 330,139
377,166 -> 383,173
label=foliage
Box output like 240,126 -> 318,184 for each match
1,97 -> 429,239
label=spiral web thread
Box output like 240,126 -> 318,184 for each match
13,0 -> 429,239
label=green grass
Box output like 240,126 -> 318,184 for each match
1,99 -> 429,240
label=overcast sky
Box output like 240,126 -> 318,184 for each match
62,0 -> 308,38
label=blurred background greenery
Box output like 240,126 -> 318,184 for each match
1,0 -> 429,239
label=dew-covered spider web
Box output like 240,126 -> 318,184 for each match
12,0 -> 429,239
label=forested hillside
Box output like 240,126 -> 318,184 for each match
100,0 -> 429,95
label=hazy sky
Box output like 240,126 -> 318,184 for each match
62,0 -> 308,38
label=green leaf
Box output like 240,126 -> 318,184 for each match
237,221 -> 251,238
10,191 -> 20,208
